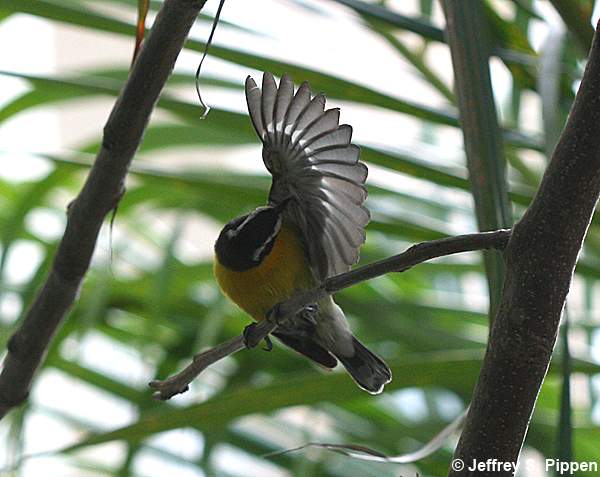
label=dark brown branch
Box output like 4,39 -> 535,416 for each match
0,0 -> 208,419
150,229 -> 510,400
449,21 -> 600,477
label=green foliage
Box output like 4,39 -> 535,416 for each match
0,1 -> 598,476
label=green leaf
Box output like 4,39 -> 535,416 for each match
133,0 -> 150,62
0,1 -> 543,149
443,1 -> 512,316
557,313 -> 573,466
43,349 -> 600,453
56,351 -> 485,450
548,0 -> 594,55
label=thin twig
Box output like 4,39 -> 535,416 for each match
262,406 -> 468,463
0,0 -> 208,419
150,229 -> 510,400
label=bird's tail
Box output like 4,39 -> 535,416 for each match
335,337 -> 392,394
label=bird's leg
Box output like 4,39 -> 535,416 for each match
251,301 -> 319,351
243,314 -> 275,351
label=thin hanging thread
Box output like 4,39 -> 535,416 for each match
196,0 -> 227,119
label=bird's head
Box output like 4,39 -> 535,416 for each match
215,205 -> 283,271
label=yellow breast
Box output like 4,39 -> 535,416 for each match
213,224 -> 314,321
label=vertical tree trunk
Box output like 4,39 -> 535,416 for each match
449,20 -> 600,477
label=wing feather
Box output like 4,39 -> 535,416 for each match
312,145 -> 360,164
245,77 -> 264,140
245,73 -> 370,281
305,124 -> 353,152
284,81 -> 311,138
274,74 -> 294,145
261,72 -> 278,142
291,94 -> 326,145
296,108 -> 340,145
321,176 -> 367,204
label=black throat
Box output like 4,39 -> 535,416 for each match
215,207 -> 282,271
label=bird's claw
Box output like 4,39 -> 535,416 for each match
262,335 -> 273,352
300,304 -> 318,324
267,302 -> 318,324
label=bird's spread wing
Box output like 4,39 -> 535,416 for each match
245,72 -> 370,282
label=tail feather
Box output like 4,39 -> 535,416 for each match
273,332 -> 338,369
335,337 -> 391,394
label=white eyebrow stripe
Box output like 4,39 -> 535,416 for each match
251,216 -> 282,262
227,207 -> 270,239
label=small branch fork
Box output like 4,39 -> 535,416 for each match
149,229 -> 511,400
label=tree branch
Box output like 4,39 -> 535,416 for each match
0,0 -> 208,419
449,20 -> 600,476
150,229 -> 510,400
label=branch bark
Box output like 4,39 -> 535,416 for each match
0,0 -> 208,419
150,230 -> 510,400
449,20 -> 600,476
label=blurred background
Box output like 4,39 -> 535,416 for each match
1,0 -> 600,476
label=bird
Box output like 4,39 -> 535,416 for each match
213,72 -> 391,394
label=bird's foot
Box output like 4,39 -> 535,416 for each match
243,322 -> 264,349
299,304 -> 318,326
267,302 -> 318,325
243,323 -> 273,351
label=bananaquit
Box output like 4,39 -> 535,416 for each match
214,73 -> 391,394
